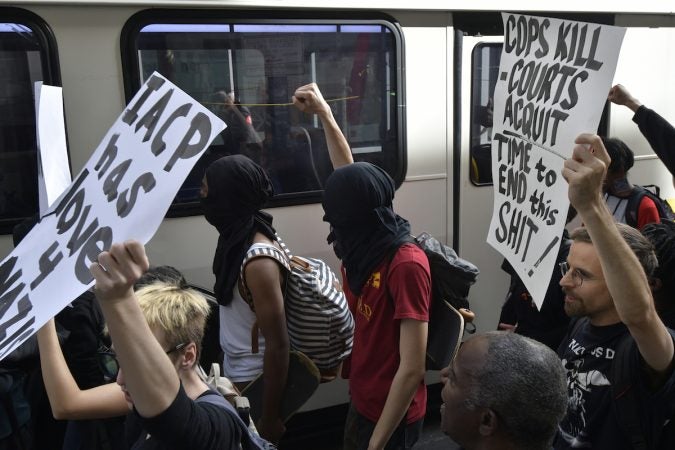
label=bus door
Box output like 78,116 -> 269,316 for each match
455,34 -> 508,332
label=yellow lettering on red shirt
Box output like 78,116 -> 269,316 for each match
357,296 -> 373,321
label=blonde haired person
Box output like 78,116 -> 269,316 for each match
36,246 -> 244,450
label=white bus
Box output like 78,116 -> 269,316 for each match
1,0 -> 674,421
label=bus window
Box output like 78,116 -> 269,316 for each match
0,9 -> 60,234
122,13 -> 405,216
469,43 -> 501,186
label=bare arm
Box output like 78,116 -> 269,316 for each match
36,319 -> 128,419
368,319 -> 427,450
563,134 -> 673,373
91,241 -> 180,418
292,83 -> 353,168
245,256 -> 289,444
608,84 -> 642,113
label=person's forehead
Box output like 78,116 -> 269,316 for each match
454,336 -> 488,379
568,241 -> 602,271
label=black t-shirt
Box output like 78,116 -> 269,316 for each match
127,385 -> 241,450
555,320 -> 675,449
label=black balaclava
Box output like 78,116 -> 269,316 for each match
322,162 -> 411,296
201,154 -> 276,306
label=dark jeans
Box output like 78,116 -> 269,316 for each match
344,403 -> 423,450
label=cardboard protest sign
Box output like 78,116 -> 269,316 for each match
35,83 -> 72,215
487,13 -> 625,308
0,72 -> 225,360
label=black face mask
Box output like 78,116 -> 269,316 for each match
200,195 -> 221,228
327,227 -> 343,260
322,162 -> 412,295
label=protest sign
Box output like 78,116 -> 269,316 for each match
35,83 -> 72,215
0,72 -> 225,360
487,13 -> 625,308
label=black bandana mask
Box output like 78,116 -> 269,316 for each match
322,162 -> 411,295
203,155 -> 276,306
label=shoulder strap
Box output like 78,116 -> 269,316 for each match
610,333 -> 648,450
625,187 -> 647,228
273,234 -> 294,259
196,391 -> 274,450
239,243 -> 291,306
239,243 -> 291,354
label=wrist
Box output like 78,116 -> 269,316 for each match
96,289 -> 136,311
317,107 -> 335,123
627,99 -> 642,113
576,196 -> 609,221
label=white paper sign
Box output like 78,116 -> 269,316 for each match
487,13 -> 625,308
0,72 -> 225,360
35,83 -> 72,214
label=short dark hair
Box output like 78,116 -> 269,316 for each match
642,221 -> 675,294
601,137 -> 634,173
135,265 -> 187,290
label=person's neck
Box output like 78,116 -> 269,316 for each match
180,368 -> 210,400
609,177 -> 633,198
588,308 -> 622,327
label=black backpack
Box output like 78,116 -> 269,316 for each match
625,185 -> 675,228
388,232 -> 480,370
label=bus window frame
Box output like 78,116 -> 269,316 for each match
469,42 -> 501,186
120,8 -> 407,218
0,7 -> 62,235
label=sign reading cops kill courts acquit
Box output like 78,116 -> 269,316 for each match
0,72 -> 225,360
487,13 -> 625,308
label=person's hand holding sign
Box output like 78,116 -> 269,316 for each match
90,241 -> 149,304
562,133 -> 611,216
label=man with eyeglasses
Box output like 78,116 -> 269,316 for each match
554,134 -> 675,449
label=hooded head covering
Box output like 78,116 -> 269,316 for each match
322,162 -> 411,295
201,155 -> 276,305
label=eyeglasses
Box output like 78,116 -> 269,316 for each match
559,262 -> 585,287
165,342 -> 188,355
96,342 -> 189,382
97,346 -> 119,382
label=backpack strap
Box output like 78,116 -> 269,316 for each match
239,243 -> 291,308
196,391 -> 275,450
239,243 -> 290,355
624,187 -> 645,228
610,333 -> 648,450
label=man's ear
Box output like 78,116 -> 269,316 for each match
478,408 -> 499,436
649,276 -> 663,293
181,342 -> 198,369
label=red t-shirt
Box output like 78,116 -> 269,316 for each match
342,243 -> 431,424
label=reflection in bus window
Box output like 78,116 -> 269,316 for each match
125,18 -> 403,212
470,43 -> 502,186
0,19 -> 55,231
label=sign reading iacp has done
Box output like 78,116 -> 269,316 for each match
0,72 -> 225,360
